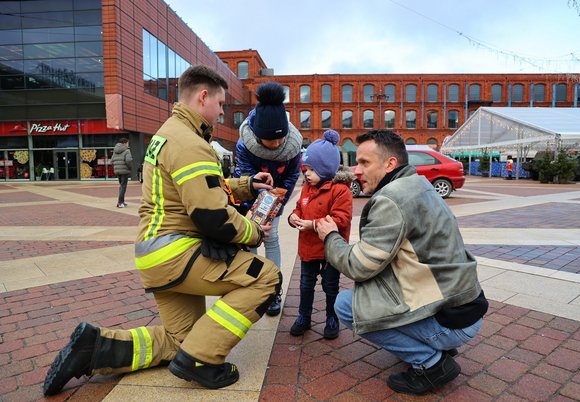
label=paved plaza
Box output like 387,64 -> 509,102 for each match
0,177 -> 579,401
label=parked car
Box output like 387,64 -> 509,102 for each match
349,145 -> 465,198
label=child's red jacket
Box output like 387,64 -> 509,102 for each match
290,167 -> 354,261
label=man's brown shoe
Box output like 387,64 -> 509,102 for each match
43,322 -> 98,396
387,352 -> 461,395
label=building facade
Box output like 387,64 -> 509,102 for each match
0,0 -> 246,181
1,1 -> 578,181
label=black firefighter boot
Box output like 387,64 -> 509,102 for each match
169,349 -> 240,389
387,352 -> 461,395
43,322 -> 99,396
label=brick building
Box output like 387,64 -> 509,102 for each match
0,0 -> 578,181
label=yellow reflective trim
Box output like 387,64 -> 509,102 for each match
240,216 -> 253,244
207,309 -> 246,339
129,328 -> 140,371
129,327 -> 153,371
206,299 -> 252,339
171,161 -> 223,185
215,299 -> 252,329
135,237 -> 200,270
145,168 -> 164,240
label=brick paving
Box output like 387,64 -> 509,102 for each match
0,204 -> 139,227
259,258 -> 580,401
467,245 -> 580,274
0,192 -> 56,204
0,241 -> 133,262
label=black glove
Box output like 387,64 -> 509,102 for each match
200,238 -> 239,264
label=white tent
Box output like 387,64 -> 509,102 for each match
441,107 -> 580,153
210,141 -> 233,158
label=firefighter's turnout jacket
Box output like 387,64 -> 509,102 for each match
88,103 -> 281,376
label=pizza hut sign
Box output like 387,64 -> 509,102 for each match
29,121 -> 77,135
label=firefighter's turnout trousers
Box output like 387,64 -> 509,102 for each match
88,246 -> 280,375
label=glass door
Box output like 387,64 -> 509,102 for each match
54,151 -> 79,180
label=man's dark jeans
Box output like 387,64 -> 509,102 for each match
298,260 -> 340,318
117,174 -> 129,204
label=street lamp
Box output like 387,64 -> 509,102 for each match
371,93 -> 389,128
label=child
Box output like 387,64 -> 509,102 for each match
288,130 -> 354,339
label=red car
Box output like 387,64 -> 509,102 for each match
350,146 -> 465,198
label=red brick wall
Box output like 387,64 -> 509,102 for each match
102,0 -> 244,143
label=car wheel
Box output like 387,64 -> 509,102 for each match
350,180 -> 361,198
433,179 -> 452,198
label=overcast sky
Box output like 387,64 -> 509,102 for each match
165,0 -> 580,76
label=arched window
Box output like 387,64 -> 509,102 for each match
300,111 -> 311,129
363,110 -> 374,128
406,84 -> 417,102
556,84 -> 567,102
342,110 -> 353,128
427,138 -> 438,148
406,138 -> 417,145
512,84 -> 524,103
342,84 -> 353,102
321,110 -> 332,128
321,84 -> 331,102
427,84 -> 438,102
427,110 -> 438,128
448,84 -> 459,102
469,84 -> 481,101
384,84 -> 396,102
363,84 -> 374,102
237,61 -> 248,79
234,112 -> 244,129
534,84 -> 545,102
282,85 -> 290,103
492,84 -> 502,103
448,110 -> 459,129
405,110 -> 416,128
384,110 -> 395,128
300,85 -> 311,103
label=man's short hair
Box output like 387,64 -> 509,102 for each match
178,65 -> 228,100
119,137 -> 129,144
356,130 -> 408,165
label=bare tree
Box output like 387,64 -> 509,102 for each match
570,0 -> 580,15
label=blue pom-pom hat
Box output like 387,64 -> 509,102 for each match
302,130 -> 341,182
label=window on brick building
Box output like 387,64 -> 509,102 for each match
405,110 -> 416,128
469,84 -> 481,101
342,85 -> 353,102
363,84 -> 374,102
555,84 -> 567,102
282,85 -> 290,103
427,110 -> 438,128
321,110 -> 332,128
448,110 -> 459,129
492,84 -> 502,103
363,110 -> 374,128
406,84 -> 417,102
448,84 -> 459,102
234,112 -> 245,129
406,137 -> 417,145
300,85 -> 311,103
342,110 -> 353,128
427,84 -> 438,102
385,84 -> 396,102
534,84 -> 545,102
300,111 -> 311,129
512,84 -> 524,103
427,138 -> 438,147
384,110 -> 395,128
237,61 -> 248,79
321,84 -> 331,102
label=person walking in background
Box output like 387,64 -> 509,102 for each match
315,130 -> 488,395
43,65 -> 281,396
110,138 -> 133,208
288,130 -> 354,339
234,81 -> 302,316
506,155 -> 514,179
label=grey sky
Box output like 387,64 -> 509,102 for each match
166,0 -> 580,76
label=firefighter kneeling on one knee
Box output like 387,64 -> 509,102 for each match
43,64 -> 282,395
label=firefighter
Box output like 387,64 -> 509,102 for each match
44,65 -> 281,395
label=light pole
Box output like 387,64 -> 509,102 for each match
371,93 -> 388,128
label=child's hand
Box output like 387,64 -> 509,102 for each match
289,213 -> 300,227
294,218 -> 314,231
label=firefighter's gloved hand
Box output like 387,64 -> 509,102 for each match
200,238 -> 239,262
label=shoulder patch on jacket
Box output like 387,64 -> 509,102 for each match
144,135 -> 167,166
